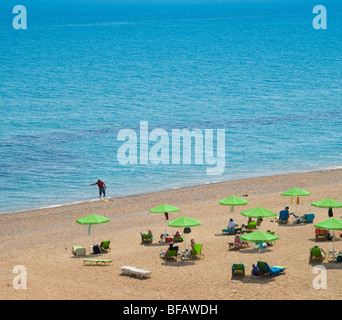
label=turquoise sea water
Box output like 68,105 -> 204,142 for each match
0,0 -> 341,214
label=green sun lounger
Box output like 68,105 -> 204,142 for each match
232,263 -> 245,276
257,261 -> 286,276
191,244 -> 204,259
83,259 -> 112,266
310,246 -> 325,261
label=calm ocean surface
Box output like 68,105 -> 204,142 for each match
0,0 -> 341,214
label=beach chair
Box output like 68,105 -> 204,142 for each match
222,227 -> 242,235
315,228 -> 328,240
310,246 -> 326,261
141,233 -> 153,244
83,259 -> 112,266
72,246 -> 86,256
160,249 -> 179,261
100,241 -> 111,252
257,261 -> 286,276
172,235 -> 184,243
121,266 -> 152,279
93,244 -> 101,254
229,235 -> 249,250
304,214 -> 315,223
231,263 -> 245,276
244,221 -> 257,232
191,243 -> 204,259
266,231 -> 276,246
276,211 -> 289,224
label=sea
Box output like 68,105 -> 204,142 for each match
0,0 -> 341,215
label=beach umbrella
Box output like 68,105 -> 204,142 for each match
150,204 -> 180,234
311,198 -> 342,218
240,230 -> 279,261
281,188 -> 311,216
167,216 -> 201,250
314,218 -> 342,251
76,214 -> 110,245
240,207 -> 277,219
219,196 -> 248,218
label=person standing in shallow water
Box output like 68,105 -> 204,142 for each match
90,178 -> 106,197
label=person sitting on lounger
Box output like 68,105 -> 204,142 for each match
278,206 -> 293,222
141,230 -> 153,237
160,243 -> 179,257
228,219 -> 238,230
310,246 -> 326,259
173,231 -> 182,239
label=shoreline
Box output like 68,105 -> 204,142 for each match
1,167 -> 342,300
2,166 -> 341,217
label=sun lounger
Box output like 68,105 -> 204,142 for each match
83,259 -> 112,266
172,236 -> 184,243
310,246 -> 326,261
141,233 -> 153,244
100,241 -> 111,252
232,263 -> 245,276
121,266 -> 152,279
304,214 -> 315,223
243,221 -> 257,232
160,249 -> 179,260
222,227 -> 242,235
229,235 -> 249,250
315,228 -> 328,240
257,261 -> 286,276
191,243 -> 204,259
72,246 -> 86,256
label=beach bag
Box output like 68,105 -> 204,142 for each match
93,244 -> 101,254
337,255 -> 342,263
184,227 -> 191,234
251,264 -> 260,276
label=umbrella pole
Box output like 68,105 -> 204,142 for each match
184,233 -> 187,251
333,231 -> 335,251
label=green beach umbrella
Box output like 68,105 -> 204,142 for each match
240,207 -> 277,219
311,198 -> 342,208
76,214 -> 110,245
240,230 -> 279,261
311,198 -> 342,218
219,196 -> 248,218
315,218 -> 342,230
314,218 -> 342,251
281,188 -> 311,197
167,216 -> 201,250
150,204 -> 180,234
281,188 -> 311,217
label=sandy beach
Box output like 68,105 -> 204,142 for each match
1,168 -> 342,301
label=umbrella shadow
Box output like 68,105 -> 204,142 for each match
119,274 -> 151,281
230,274 -> 277,284
275,222 -> 304,227
161,260 -> 196,267
308,238 -> 335,243
140,241 -> 168,247
234,248 -> 273,255
215,233 -> 235,237
308,260 -> 342,270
